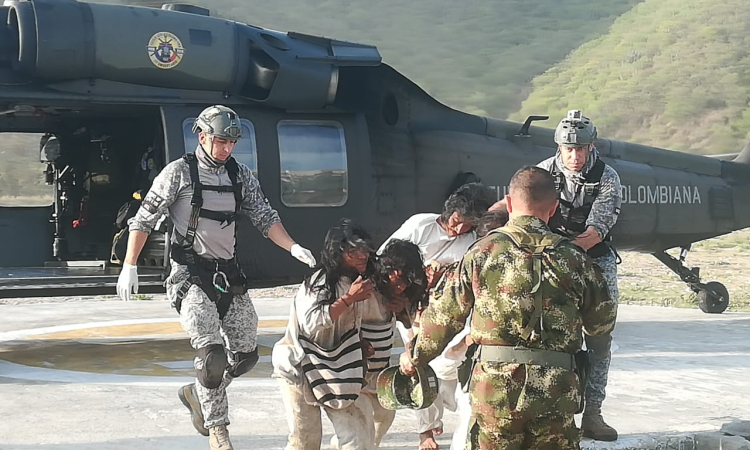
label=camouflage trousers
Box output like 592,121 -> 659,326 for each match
168,264 -> 258,429
467,360 -> 582,450
586,251 -> 619,410
467,414 -> 581,450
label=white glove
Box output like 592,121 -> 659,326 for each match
117,263 -> 139,301
291,244 -> 316,268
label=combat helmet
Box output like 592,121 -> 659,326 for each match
192,105 -> 242,141
376,365 -> 440,410
554,109 -> 597,147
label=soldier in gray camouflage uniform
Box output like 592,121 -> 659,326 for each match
117,105 -> 317,450
537,110 -> 621,441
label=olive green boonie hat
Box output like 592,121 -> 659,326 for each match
376,365 -> 440,410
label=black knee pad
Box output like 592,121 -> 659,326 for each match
196,344 -> 227,389
585,333 -> 612,360
227,348 -> 259,378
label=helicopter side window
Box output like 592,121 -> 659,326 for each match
277,120 -> 348,207
182,118 -> 258,175
0,132 -> 53,207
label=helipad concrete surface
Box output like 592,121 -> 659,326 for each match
1,297 -> 749,450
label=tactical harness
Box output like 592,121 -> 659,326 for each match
549,159 -> 613,259
170,153 -> 248,319
492,224 -> 566,342
457,224 -> 592,412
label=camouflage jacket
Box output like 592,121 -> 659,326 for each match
538,148 -> 622,240
129,147 -> 281,260
410,215 -> 616,418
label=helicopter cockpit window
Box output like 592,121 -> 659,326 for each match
277,121 -> 348,207
0,133 -> 53,207
182,118 -> 258,175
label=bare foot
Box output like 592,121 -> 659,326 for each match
419,430 -> 439,450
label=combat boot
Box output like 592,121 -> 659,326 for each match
582,407 -> 618,441
178,383 -> 209,437
209,424 -> 234,450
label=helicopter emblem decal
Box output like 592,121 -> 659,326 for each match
147,32 -> 184,69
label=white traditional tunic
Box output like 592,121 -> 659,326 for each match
272,272 -> 376,450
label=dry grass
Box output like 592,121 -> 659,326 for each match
619,228 -> 750,311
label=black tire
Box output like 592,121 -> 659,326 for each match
697,282 -> 729,314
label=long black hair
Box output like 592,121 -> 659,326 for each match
305,218 -> 374,307
440,182 -> 494,228
371,239 -> 428,315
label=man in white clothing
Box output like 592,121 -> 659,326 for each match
377,183 -> 492,450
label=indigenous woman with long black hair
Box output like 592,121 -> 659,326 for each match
272,219 -> 378,450
359,239 -> 428,447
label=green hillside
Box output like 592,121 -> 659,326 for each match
0,134 -> 52,206
511,0 -> 750,155
121,0 -> 642,117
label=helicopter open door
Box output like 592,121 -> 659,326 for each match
0,108 -> 168,297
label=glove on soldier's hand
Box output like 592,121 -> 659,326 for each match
117,263 -> 139,301
290,244 -> 316,268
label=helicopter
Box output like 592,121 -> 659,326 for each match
0,0 -> 744,314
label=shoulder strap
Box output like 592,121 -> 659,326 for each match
183,153 -> 202,248
180,154 -> 244,250
224,156 -> 243,214
584,159 -> 606,183
490,224 -> 565,252
581,159 -> 606,207
489,224 -> 565,342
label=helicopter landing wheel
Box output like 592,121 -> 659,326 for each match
697,281 -> 729,314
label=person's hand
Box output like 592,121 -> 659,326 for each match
117,263 -> 139,302
387,294 -> 410,313
362,339 -> 375,358
399,352 -> 416,376
425,260 -> 445,289
489,198 -> 507,212
343,275 -> 374,304
572,226 -> 602,251
290,244 -> 316,267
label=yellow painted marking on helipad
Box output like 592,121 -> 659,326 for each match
0,319 -> 290,378
258,320 -> 287,328
0,319 -> 402,379
34,323 -> 184,340
32,320 -> 288,340
0,339 -> 276,377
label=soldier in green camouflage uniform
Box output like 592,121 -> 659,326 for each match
400,166 -> 617,450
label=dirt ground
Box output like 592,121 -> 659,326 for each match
619,228 -> 750,312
